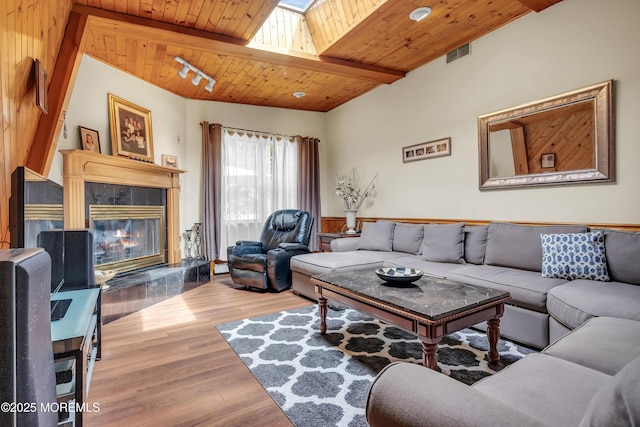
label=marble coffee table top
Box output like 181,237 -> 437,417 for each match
313,268 -> 510,321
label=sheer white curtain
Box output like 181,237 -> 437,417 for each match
220,128 -> 298,257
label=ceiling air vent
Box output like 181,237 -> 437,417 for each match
446,43 -> 471,63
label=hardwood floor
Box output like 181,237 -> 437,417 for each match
85,274 -> 313,427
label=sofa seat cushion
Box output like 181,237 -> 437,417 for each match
580,355 -> 640,427
446,265 -> 568,312
383,256 -> 466,279
290,250 -> 406,277
473,353 -> 610,427
547,280 -> 640,329
544,317 -> 640,375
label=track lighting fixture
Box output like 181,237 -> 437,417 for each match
174,56 -> 216,93
178,65 -> 190,79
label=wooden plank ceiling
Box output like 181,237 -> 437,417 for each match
74,0 -> 561,112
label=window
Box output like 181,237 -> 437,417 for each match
220,128 -> 298,254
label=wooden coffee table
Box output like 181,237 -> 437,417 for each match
311,269 -> 511,370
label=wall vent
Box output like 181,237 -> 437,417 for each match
446,43 -> 471,63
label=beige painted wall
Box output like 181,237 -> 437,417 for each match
325,0 -> 640,224
54,0 -> 640,245
53,55 -> 327,257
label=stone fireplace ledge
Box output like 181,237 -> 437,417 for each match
101,259 -> 210,324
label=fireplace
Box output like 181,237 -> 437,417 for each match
61,149 -> 184,270
90,205 -> 166,273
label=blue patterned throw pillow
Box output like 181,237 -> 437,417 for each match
540,232 -> 610,281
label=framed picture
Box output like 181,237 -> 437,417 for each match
35,59 -> 48,114
78,126 -> 101,153
402,137 -> 451,163
161,154 -> 178,168
108,94 -> 154,162
541,153 -> 556,168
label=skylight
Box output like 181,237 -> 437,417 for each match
279,0 -> 314,12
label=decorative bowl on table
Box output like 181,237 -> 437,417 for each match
375,267 -> 424,284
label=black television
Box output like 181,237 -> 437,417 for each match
0,248 -> 58,427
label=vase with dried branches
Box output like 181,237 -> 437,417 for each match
335,168 -> 378,234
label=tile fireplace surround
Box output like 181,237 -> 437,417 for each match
60,149 -> 183,265
60,150 -> 212,322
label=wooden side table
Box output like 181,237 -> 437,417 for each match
317,232 -> 361,252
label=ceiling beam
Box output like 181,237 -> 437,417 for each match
74,5 -> 405,85
27,12 -> 88,176
516,0 -> 563,13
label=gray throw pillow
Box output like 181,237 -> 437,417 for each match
421,223 -> 465,264
464,225 -> 488,265
392,223 -> 424,254
357,221 -> 394,251
579,355 -> 640,427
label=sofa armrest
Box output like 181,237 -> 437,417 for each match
366,362 -> 545,427
278,242 -> 310,251
330,237 -> 360,252
266,246 -> 311,291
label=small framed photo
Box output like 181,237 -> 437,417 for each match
162,154 -> 178,168
403,137 -> 451,163
78,126 -> 101,153
108,93 -> 154,162
35,59 -> 48,114
541,153 -> 555,168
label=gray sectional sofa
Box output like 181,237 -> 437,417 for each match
366,316 -> 640,427
290,220 -> 640,349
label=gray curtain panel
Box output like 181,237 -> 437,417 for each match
296,136 -> 321,251
201,121 -> 222,260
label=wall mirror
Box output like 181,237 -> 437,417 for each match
478,80 -> 614,190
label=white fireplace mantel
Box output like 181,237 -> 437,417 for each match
60,149 -> 185,264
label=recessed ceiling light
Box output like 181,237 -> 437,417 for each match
409,6 -> 432,22
293,91 -> 306,98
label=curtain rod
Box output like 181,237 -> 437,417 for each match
201,122 -> 318,142
224,125 -> 294,140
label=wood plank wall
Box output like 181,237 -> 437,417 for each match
0,0 -> 73,248
321,217 -> 640,233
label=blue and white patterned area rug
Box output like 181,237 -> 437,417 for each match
216,305 -> 535,427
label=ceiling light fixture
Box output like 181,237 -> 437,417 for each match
174,56 -> 216,93
191,73 -> 203,86
204,79 -> 216,92
177,65 -> 190,79
409,6 -> 432,22
293,91 -> 306,98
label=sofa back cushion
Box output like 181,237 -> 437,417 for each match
484,222 -> 588,272
596,228 -> 640,285
392,223 -> 424,254
421,223 -> 465,264
357,221 -> 394,251
579,354 -> 640,427
464,225 -> 488,265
